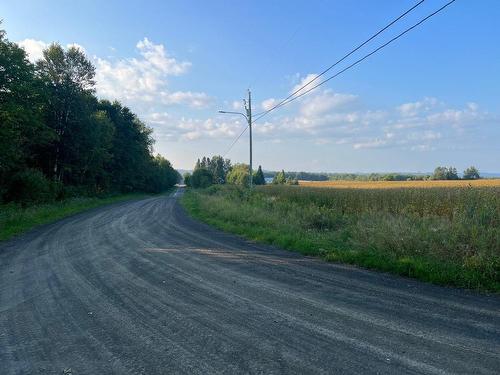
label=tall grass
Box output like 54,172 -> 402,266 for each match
182,185 -> 500,292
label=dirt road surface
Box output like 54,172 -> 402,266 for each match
1,189 -> 499,374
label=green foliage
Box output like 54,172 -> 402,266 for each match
272,170 -> 287,184
5,169 -> 57,205
190,168 -> 213,188
432,166 -> 459,180
183,173 -> 192,187
182,185 -> 500,292
272,170 -> 297,185
227,164 -> 250,186
146,155 -> 180,193
463,166 -> 480,180
0,28 -> 177,204
253,165 -> 266,185
195,155 -> 232,184
0,30 -> 53,192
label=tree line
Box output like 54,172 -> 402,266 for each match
264,166 -> 482,182
0,27 -> 179,204
183,156 -> 304,188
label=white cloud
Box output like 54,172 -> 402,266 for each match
18,39 -> 47,62
66,43 -> 86,54
291,73 -> 319,95
160,91 -> 212,108
232,100 -> 243,110
299,89 -> 358,117
18,39 -> 87,62
397,97 -> 438,117
176,117 -> 242,141
353,139 -> 388,150
136,38 -> 190,75
94,37 -> 210,108
261,98 -> 278,111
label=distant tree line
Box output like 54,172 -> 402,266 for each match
0,27 -> 179,204
263,166 -> 482,182
262,171 -> 329,181
431,166 -> 480,180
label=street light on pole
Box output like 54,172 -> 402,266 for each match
218,89 -> 253,188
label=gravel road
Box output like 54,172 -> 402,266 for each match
1,189 -> 499,374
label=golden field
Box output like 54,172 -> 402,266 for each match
298,179 -> 500,189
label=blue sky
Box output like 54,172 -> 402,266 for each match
2,0 -> 499,172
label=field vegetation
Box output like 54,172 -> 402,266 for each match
182,184 -> 500,292
299,179 -> 500,189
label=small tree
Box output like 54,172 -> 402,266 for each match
183,173 -> 191,187
445,166 -> 459,180
253,165 -> 266,185
432,166 -> 447,180
463,166 -> 480,180
273,170 -> 287,184
190,168 -> 213,188
226,164 -> 250,186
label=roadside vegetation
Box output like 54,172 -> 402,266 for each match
182,184 -> 500,292
0,193 -> 152,242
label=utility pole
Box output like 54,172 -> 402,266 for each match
218,89 -> 253,189
244,89 -> 253,189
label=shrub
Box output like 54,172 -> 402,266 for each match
183,173 -> 191,187
227,164 -> 250,186
5,169 -> 56,205
190,168 -> 213,188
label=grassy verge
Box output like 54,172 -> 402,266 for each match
0,193 -> 152,242
181,185 -> 500,292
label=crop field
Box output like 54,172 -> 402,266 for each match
182,184 -> 500,291
299,179 -> 500,189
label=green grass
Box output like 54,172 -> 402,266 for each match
181,185 -> 500,292
0,193 -> 151,242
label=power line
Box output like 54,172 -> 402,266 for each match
222,0 -> 456,157
253,0 -> 456,123
223,0 -> 426,157
252,0 -> 426,118
223,125 -> 248,158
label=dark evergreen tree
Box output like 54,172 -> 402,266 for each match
253,165 -> 265,185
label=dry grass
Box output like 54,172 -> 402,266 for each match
299,179 -> 500,189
